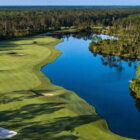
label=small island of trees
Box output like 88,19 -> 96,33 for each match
89,15 -> 140,59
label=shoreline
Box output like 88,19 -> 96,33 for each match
89,49 -> 140,61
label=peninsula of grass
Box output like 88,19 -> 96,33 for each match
0,35 -> 132,140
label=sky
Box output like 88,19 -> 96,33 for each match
0,0 -> 140,6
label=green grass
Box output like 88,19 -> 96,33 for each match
0,35 -> 133,140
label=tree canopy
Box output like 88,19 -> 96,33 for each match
0,7 -> 140,39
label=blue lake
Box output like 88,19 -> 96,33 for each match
41,33 -> 139,139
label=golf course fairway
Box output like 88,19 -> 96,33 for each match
0,35 -> 132,140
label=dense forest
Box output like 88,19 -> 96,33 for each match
89,15 -> 140,59
130,64 -> 140,97
1,7 -> 140,39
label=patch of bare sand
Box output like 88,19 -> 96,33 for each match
42,93 -> 54,97
15,54 -> 24,56
0,128 -> 17,138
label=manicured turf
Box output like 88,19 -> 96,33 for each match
0,35 -> 132,140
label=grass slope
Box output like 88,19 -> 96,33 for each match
0,35 -> 132,140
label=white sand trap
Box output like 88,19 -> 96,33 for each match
16,54 -> 24,56
0,128 -> 17,138
42,93 -> 54,97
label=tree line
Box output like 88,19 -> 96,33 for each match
1,7 -> 140,39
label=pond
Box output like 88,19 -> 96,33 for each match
41,33 -> 139,139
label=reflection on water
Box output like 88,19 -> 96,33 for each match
42,32 -> 140,139
47,31 -> 97,40
131,91 -> 140,112
91,53 -> 138,72
135,99 -> 140,112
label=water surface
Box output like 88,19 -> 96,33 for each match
41,33 -> 139,139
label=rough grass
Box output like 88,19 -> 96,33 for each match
0,35 -> 132,140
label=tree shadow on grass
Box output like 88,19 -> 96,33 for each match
18,115 -> 101,140
0,90 -> 50,104
54,135 -> 79,140
0,102 -> 65,122
0,91 -> 101,140
12,134 -> 79,140
0,95 -> 27,104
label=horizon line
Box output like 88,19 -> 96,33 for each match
0,5 -> 140,7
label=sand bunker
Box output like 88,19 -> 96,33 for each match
17,54 -> 24,55
42,93 -> 54,97
14,54 -> 24,56
0,128 -> 17,138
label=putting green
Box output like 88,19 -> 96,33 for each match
0,35 -> 132,140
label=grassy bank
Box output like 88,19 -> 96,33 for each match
0,35 -> 132,140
